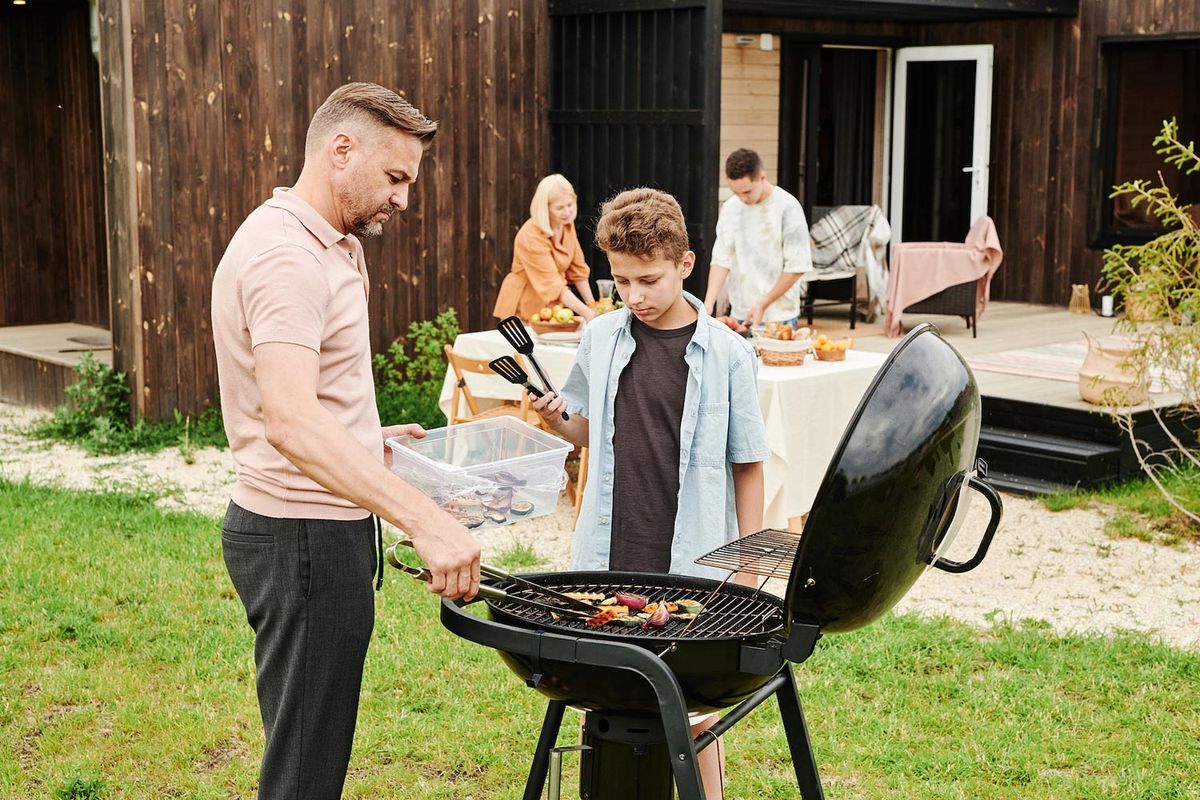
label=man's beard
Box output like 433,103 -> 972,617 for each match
339,183 -> 393,238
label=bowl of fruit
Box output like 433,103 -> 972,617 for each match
587,296 -> 624,317
812,334 -> 853,361
529,305 -> 581,333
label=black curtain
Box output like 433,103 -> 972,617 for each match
816,49 -> 876,207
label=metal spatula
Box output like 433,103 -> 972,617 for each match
497,315 -> 560,396
489,356 -> 569,421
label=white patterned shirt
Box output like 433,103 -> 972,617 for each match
711,186 -> 813,322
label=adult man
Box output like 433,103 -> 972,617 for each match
703,148 -> 813,327
211,82 -> 480,799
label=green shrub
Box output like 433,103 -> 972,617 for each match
32,353 -> 227,456
374,308 -> 460,429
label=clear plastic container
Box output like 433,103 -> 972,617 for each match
386,416 -> 571,529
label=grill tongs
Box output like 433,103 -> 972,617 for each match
384,540 -> 599,617
494,315 -> 570,420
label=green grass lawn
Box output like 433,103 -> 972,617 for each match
1042,464 -> 1200,545
2,480 -> 1198,799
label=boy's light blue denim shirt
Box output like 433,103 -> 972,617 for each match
560,291 -> 771,579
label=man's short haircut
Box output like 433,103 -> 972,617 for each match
595,188 -> 689,263
305,82 -> 438,157
724,148 -> 764,180
530,174 -> 577,236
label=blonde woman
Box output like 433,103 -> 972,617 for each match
494,174 -> 596,322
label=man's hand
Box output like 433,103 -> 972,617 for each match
410,511 -> 482,600
744,302 -> 768,328
383,423 -> 426,468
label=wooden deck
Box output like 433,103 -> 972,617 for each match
0,323 -> 112,411
811,301 -> 1183,411
806,302 -> 1192,492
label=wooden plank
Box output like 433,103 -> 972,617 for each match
0,350 -> 76,411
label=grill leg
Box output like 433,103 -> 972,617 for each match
524,700 -> 567,800
661,696 -> 706,800
776,665 -> 825,800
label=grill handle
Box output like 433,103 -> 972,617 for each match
928,476 -> 1002,574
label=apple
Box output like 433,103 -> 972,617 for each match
539,306 -> 553,320
530,313 -> 541,324
554,307 -> 575,323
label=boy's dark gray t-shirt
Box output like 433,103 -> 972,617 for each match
609,316 -> 698,572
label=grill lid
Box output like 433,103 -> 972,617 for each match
783,324 -> 988,632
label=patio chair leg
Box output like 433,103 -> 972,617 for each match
849,274 -> 857,330
971,315 -> 977,338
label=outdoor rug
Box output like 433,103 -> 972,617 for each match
967,340 -> 1169,393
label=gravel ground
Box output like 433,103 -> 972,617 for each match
3,401 -> 1197,649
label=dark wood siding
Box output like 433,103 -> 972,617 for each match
0,350 -> 76,412
916,0 -> 1200,305
95,0 -> 549,419
549,1 -> 723,296
0,2 -> 108,329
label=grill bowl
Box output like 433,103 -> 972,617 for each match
482,571 -> 786,713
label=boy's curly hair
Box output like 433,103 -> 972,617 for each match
594,188 -> 689,263
724,148 -> 763,180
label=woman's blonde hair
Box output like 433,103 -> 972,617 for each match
530,174 -> 577,236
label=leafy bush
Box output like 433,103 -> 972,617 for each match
374,308 -> 460,429
1101,117 -> 1200,524
32,353 -> 227,457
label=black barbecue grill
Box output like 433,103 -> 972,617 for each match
402,324 -> 1003,800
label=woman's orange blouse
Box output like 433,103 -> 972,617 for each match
493,219 -> 590,320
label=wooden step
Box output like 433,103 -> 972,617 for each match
977,426 -> 1123,493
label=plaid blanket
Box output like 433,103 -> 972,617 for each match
809,205 -> 891,318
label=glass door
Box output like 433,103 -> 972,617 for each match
890,45 -> 993,243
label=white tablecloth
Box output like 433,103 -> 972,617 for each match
756,350 -> 886,527
438,330 -> 886,527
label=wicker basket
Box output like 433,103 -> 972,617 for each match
813,348 -> 847,362
759,347 -> 808,367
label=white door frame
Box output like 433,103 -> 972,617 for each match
889,44 -> 993,244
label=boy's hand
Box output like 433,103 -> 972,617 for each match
530,390 -> 567,427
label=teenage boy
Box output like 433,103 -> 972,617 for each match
530,187 -> 770,797
703,147 -> 814,327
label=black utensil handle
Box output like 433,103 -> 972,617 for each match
523,382 -> 569,421
529,356 -> 558,395
930,476 -> 1002,574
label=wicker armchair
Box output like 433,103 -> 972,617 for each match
884,216 -> 1003,339
902,279 -> 979,337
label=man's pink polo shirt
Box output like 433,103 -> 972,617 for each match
212,187 -> 381,520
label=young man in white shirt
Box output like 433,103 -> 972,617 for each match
703,148 -> 813,327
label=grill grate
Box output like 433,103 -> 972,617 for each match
693,528 -> 801,580
489,578 -> 783,640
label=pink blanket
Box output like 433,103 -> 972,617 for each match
884,216 -> 1004,337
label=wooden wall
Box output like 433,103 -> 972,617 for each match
96,0 -> 549,419
0,1 -> 109,329
916,0 -> 1200,306
720,30 -> 781,195
729,2 -> 1200,306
